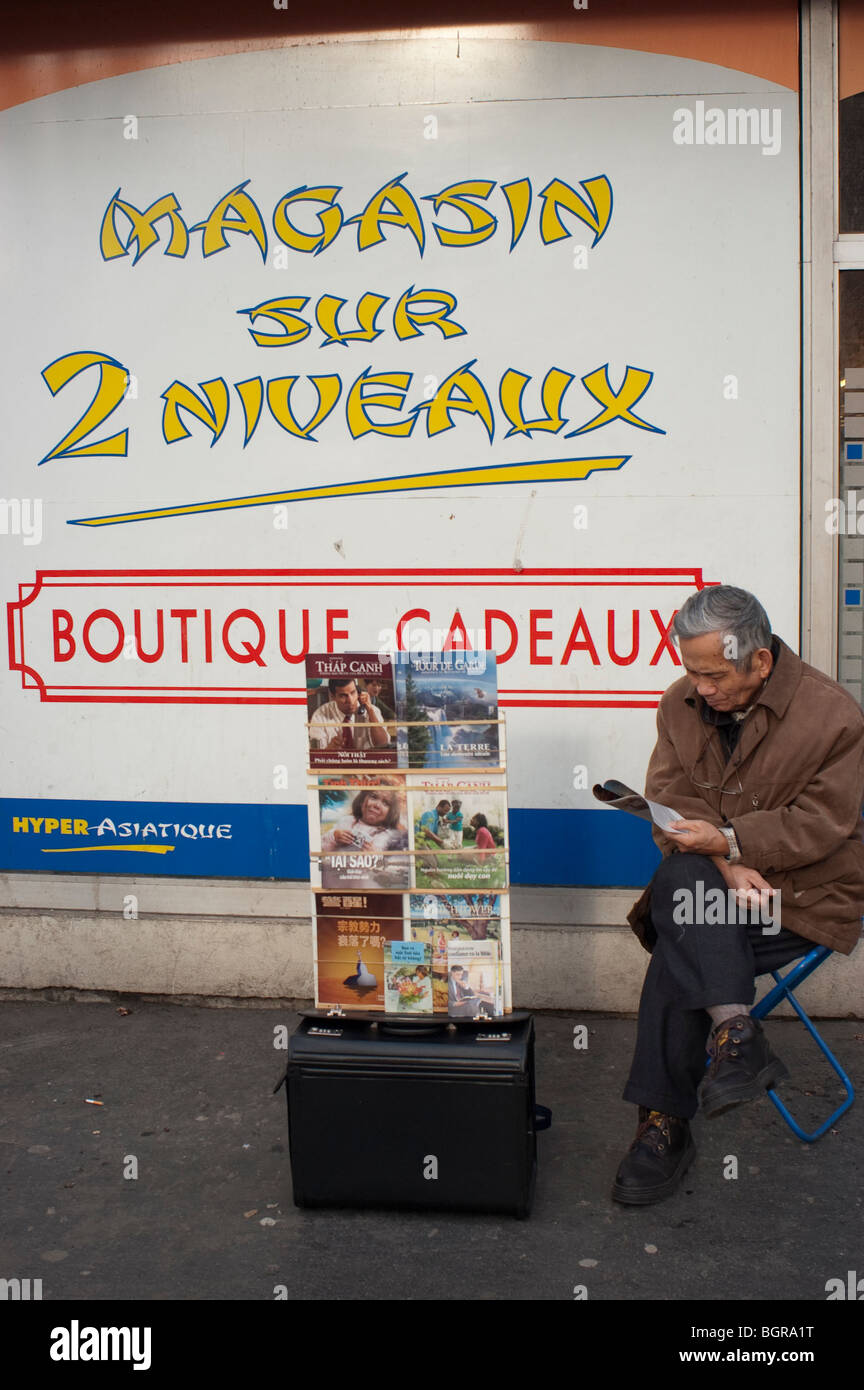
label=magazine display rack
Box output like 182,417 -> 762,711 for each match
303,650 -> 513,1016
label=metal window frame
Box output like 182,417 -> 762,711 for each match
801,0 -> 840,674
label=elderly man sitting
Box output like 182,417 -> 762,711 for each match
613,585 -> 864,1205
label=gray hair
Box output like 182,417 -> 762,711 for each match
672,586 -> 772,670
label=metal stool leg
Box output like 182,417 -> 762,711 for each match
752,947 -> 856,1143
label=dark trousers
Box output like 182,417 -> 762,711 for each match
623,854 -> 812,1119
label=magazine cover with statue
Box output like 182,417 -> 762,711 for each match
306,653 -> 397,768
313,891 -> 406,1012
383,940 -> 434,1014
410,778 -> 507,890
312,774 -> 410,891
394,651 -> 499,769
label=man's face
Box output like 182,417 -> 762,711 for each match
332,681 -> 359,714
678,632 -> 772,712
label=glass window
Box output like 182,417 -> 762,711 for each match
838,271 -> 864,703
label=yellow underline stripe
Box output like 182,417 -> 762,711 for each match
40,845 -> 176,854
69,456 -> 629,527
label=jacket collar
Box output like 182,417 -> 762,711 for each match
683,635 -> 802,721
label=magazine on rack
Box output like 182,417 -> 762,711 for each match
313,891 -> 405,1012
306,653 -> 397,768
446,939 -> 503,1018
410,776 -> 507,890
312,774 -> 411,891
409,893 -> 503,1012
394,651 -> 499,768
383,940 -> 434,1014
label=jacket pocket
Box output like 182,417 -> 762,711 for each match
787,839 -> 864,905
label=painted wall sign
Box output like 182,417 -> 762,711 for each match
0,28 -> 799,884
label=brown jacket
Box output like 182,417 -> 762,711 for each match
627,638 -> 864,955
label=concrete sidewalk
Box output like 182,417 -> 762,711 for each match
0,995 -> 861,1302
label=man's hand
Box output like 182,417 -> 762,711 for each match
357,689 -> 382,721
357,689 -> 390,746
711,858 -> 778,915
667,819 -> 727,855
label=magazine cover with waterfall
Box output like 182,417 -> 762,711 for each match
394,651 -> 499,769
306,653 -> 397,768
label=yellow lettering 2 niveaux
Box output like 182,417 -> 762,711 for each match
53,358 -> 660,455
40,351 -> 129,463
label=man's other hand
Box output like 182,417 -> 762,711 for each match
714,860 -> 777,912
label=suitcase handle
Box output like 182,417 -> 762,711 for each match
377,1021 -> 451,1037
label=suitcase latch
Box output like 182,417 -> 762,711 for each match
308,1026 -> 343,1037
476,1032 -> 511,1042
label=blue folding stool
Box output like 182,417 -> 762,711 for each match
750,945 -> 855,1142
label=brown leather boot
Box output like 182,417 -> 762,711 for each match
699,1014 -> 788,1119
611,1107 -> 696,1206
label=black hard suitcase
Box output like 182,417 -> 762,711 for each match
278,1010 -> 544,1217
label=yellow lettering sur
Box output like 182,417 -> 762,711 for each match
192,182 -> 268,261
346,174 -> 425,255
161,379 -> 230,445
40,351 -> 129,463
413,360 -> 495,442
239,297 -> 311,347
346,370 -> 415,439
267,375 -> 342,440
316,293 -> 388,347
539,176 -> 613,247
273,185 -> 344,254
566,365 -> 665,436
425,179 -> 498,248
392,287 -> 466,341
100,190 -> 189,262
499,368 -> 574,437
